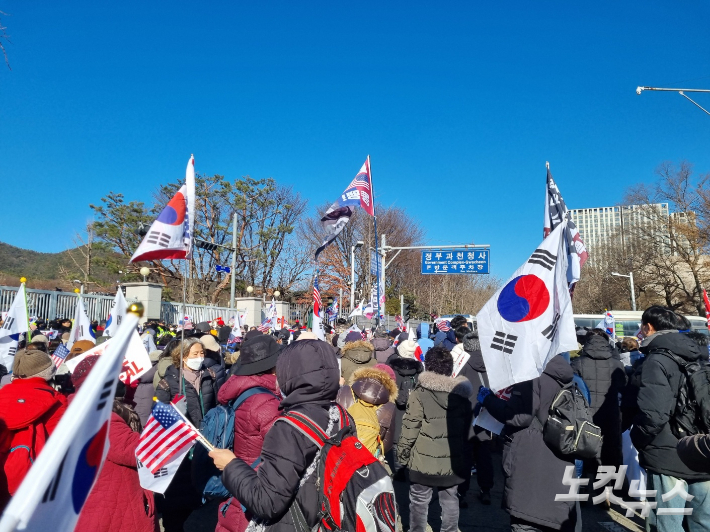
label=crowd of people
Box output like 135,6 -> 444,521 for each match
0,307 -> 709,532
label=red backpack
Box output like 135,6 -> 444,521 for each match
279,404 -> 396,532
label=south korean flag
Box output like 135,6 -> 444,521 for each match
476,221 -> 578,392
0,283 -> 29,369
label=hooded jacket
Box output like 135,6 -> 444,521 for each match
571,335 -> 626,466
396,372 -> 473,487
336,367 -> 398,453
216,373 -> 281,532
386,353 -> 424,443
370,338 -> 395,364
0,377 -> 67,503
456,333 -> 491,441
483,355 -> 577,531
631,332 -> 710,480
340,340 -> 376,382
416,324 -> 434,357
221,340 -> 342,532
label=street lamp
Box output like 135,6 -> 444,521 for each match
350,241 -> 364,311
72,279 -> 84,294
246,286 -> 254,295
274,290 -> 281,299
139,267 -> 150,282
636,86 -> 710,116
612,272 -> 637,311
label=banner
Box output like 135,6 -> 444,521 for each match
64,330 -> 152,385
0,283 -> 28,369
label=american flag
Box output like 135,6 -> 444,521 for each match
50,342 -> 70,369
135,401 -> 200,474
256,319 -> 272,333
437,320 -> 451,332
313,277 -> 322,318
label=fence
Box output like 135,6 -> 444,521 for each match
1,285 -> 432,331
0,286 -> 122,322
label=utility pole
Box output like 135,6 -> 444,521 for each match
229,213 -> 237,310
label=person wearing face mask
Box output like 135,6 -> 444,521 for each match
0,349 -> 67,509
156,337 -> 223,532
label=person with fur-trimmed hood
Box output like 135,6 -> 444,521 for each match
397,346 -> 473,532
340,336 -> 376,383
336,365 -> 397,458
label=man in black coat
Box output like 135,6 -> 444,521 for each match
481,355 -> 578,532
631,306 -> 710,531
209,339 -> 342,532
571,329 -> 626,471
453,327 -> 495,506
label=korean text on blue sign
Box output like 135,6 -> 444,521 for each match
421,249 -> 490,275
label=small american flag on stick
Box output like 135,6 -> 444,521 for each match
135,401 -> 203,474
50,343 -> 70,369
437,320 -> 451,332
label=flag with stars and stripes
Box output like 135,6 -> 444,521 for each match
50,342 -> 70,369
135,401 -> 200,475
0,308 -> 139,532
476,221 -> 578,391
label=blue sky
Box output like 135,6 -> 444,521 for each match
1,1 -> 710,280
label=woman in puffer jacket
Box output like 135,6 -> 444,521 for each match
336,365 -> 397,458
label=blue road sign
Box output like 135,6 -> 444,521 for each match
421,248 -> 489,275
215,265 -> 231,274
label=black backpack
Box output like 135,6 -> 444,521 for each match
656,349 -> 710,437
395,375 -> 417,408
538,381 -> 603,460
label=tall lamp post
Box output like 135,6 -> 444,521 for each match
636,86 -> 710,116
612,271 -> 637,311
350,241 -> 364,312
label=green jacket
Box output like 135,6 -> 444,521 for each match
396,371 -> 473,487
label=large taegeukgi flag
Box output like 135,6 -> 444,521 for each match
131,156 -> 196,263
476,221 -> 578,391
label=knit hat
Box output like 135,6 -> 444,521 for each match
244,329 -> 262,341
396,332 -> 409,345
32,334 -> 49,345
398,339 -> 417,359
373,363 -> 396,381
344,331 -> 362,344
12,349 -> 55,380
71,355 -> 101,390
296,331 -> 318,341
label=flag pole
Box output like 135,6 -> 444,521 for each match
179,259 -> 188,386
20,277 -> 30,342
370,155 -> 381,327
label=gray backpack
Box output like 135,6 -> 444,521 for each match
539,381 -> 603,460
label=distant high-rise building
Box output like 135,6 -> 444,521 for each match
569,203 -> 671,260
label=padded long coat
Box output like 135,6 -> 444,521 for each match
483,355 -> 577,532
396,371 -> 473,487
75,412 -> 159,532
571,335 -> 626,466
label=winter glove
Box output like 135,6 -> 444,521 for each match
477,386 -> 492,405
473,402 -> 483,418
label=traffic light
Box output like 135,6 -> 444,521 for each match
195,240 -> 219,251
402,303 -> 411,323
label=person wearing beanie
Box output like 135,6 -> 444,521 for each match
340,338 -> 376,383
0,350 -> 67,505
397,346 -> 473,532
397,338 -> 418,360
215,334 -> 281,532
68,339 -> 96,360
371,329 -> 395,364
70,356 -> 159,532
